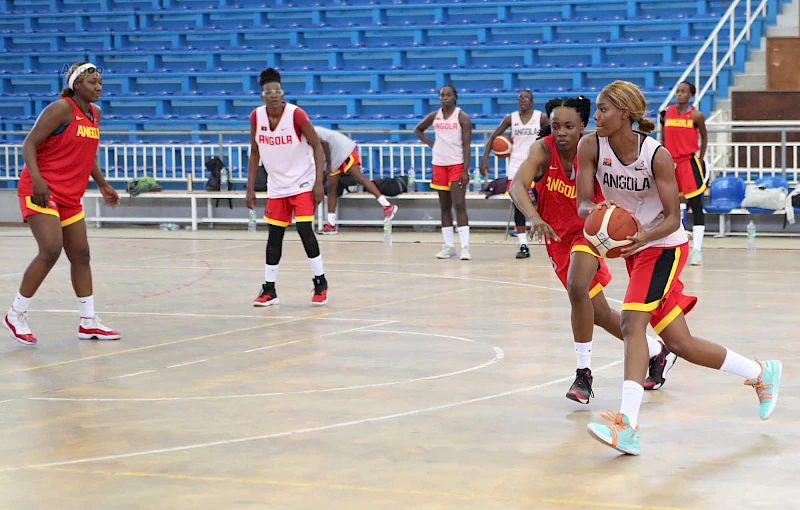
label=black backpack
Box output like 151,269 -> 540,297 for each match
374,175 -> 409,197
205,156 -> 234,191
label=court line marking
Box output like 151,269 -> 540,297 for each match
1,360 -> 622,472
166,359 -> 208,369
27,311 -> 398,322
0,286 -> 481,377
14,465 -> 690,510
28,329 -> 502,403
115,370 -> 156,379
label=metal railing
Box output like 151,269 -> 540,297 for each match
658,0 -> 772,115
3,127 -> 799,186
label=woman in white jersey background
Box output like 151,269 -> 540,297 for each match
245,68 -> 329,306
414,85 -> 474,260
316,126 -> 398,235
576,80 -> 782,456
479,89 -> 548,259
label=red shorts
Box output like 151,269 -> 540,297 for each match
431,164 -> 466,191
547,232 -> 613,298
19,196 -> 85,227
264,192 -> 315,227
621,243 -> 697,334
675,155 -> 707,199
330,148 -> 360,177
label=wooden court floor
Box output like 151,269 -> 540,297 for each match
0,226 -> 796,510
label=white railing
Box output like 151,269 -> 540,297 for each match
3,130 -> 799,187
658,0 -> 771,115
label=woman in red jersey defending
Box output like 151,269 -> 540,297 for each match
510,96 -> 675,405
4,62 -> 121,347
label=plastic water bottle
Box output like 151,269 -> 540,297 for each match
159,223 -> 181,231
747,219 -> 756,252
472,169 -> 483,192
407,170 -> 416,193
383,221 -> 393,246
248,208 -> 257,233
220,167 -> 229,192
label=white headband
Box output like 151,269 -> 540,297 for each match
68,63 -> 97,90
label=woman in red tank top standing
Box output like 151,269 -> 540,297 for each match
661,81 -> 708,266
3,62 -> 121,347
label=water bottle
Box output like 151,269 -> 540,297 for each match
746,219 -> 756,252
472,169 -> 483,192
407,169 -> 416,193
220,167 -> 229,192
159,223 -> 181,231
248,208 -> 257,233
383,221 -> 393,246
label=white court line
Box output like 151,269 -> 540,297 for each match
136,244 -> 252,261
241,320 -> 397,353
167,360 -> 208,369
28,310 -> 298,320
11,360 -> 621,470
29,329 -> 500,402
114,370 -> 156,379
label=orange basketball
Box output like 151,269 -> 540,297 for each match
583,204 -> 638,258
491,135 -> 512,158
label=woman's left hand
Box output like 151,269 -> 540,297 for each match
620,216 -> 647,258
100,184 -> 120,208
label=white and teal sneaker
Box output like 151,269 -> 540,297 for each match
587,411 -> 640,455
745,360 -> 782,420
689,249 -> 703,266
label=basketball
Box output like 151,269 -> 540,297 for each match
491,135 -> 513,158
583,204 -> 638,258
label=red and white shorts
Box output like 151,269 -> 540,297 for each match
431,163 -> 466,191
621,242 -> 697,334
264,192 -> 315,227
19,196 -> 85,227
330,149 -> 360,177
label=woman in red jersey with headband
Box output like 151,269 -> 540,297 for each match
4,62 -> 121,347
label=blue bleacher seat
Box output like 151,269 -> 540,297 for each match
705,176 -> 746,213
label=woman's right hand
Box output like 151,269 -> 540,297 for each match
479,161 -> 489,177
529,218 -> 561,245
245,191 -> 257,211
31,176 -> 50,208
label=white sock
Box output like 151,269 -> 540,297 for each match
646,335 -> 663,358
693,225 -> 705,251
265,264 -> 279,284
327,213 -> 337,226
442,226 -> 455,247
77,295 -> 95,318
12,292 -> 31,314
518,234 -> 527,247
377,195 -> 390,207
720,348 -> 762,379
457,226 -> 470,249
575,341 -> 592,369
620,380 -> 645,428
309,255 -> 324,277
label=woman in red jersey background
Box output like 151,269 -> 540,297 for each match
4,62 -> 121,347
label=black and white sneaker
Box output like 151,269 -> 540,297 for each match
516,244 -> 530,259
644,342 -> 678,390
566,368 -> 594,404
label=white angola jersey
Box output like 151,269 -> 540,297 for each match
432,107 -> 464,166
507,110 -> 543,179
251,102 -> 315,199
595,132 -> 688,251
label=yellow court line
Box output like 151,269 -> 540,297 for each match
20,466 -> 695,510
0,286 -> 485,377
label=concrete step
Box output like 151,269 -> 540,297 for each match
733,72 -> 767,90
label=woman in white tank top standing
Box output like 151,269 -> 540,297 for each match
414,85 -> 473,260
576,80 -> 781,456
479,89 -> 548,259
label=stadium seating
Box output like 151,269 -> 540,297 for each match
0,0 -> 788,140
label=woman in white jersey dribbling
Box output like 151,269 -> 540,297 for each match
576,80 -> 782,456
480,89 -> 548,259
414,85 -> 474,260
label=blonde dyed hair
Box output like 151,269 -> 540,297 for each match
599,80 -> 655,134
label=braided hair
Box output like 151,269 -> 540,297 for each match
537,96 -> 592,139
